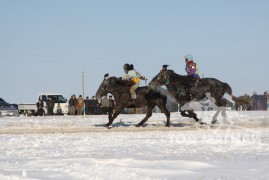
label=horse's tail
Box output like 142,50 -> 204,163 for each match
223,82 -> 232,96
223,82 -> 250,105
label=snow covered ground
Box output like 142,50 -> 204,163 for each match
0,111 -> 269,179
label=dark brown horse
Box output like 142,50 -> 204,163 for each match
96,74 -> 170,128
149,68 -> 249,124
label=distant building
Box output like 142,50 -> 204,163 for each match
249,91 -> 268,111
265,91 -> 269,110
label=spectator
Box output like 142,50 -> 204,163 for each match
77,95 -> 84,115
47,98 -> 55,116
135,108 -> 141,114
89,96 -> 98,115
108,95 -> 115,116
68,94 -> 77,115
35,99 -> 44,116
84,96 -> 90,115
101,95 -> 109,114
95,103 -> 103,115
56,103 -> 63,115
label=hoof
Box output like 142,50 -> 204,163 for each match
166,123 -> 170,127
105,123 -> 112,128
199,121 -> 206,125
211,120 -> 217,124
135,124 -> 141,127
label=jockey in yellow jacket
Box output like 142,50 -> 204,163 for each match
122,63 -> 146,105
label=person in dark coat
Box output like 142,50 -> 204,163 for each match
47,98 -> 55,116
68,94 -> 77,115
89,96 -> 98,114
95,103 -> 103,115
84,96 -> 90,115
108,95 -> 115,117
35,100 -> 44,116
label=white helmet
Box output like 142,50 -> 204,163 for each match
184,54 -> 193,61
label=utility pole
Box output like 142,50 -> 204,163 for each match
82,71 -> 85,98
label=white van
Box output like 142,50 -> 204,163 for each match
19,93 -> 69,116
38,93 -> 69,114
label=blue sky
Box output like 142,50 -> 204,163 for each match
1,0 -> 268,103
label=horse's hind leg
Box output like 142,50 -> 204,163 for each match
156,102 -> 170,127
136,105 -> 153,127
212,99 -> 226,124
220,99 -> 227,120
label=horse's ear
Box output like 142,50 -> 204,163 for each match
162,64 -> 169,69
161,65 -> 168,73
104,73 -> 109,80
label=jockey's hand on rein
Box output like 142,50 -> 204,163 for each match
141,76 -> 147,80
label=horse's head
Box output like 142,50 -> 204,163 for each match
149,69 -> 171,87
95,74 -> 120,103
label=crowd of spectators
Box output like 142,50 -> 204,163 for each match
34,94 -> 146,116
67,94 -> 116,115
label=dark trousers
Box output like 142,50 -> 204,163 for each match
48,107 -> 54,116
89,107 -> 96,115
108,107 -> 113,116
102,107 -> 109,115
35,108 -> 44,116
85,107 -> 90,115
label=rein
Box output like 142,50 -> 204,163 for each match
162,71 -> 181,86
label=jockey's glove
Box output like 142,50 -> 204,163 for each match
141,76 -> 147,80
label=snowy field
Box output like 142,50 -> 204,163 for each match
0,111 -> 269,180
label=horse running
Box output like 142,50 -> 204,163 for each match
149,68 -> 249,124
96,74 -> 170,128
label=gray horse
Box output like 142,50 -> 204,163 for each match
149,68 -> 249,124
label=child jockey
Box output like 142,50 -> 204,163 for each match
122,63 -> 146,106
185,54 -> 200,79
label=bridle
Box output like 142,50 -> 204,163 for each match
155,70 -> 181,86
102,77 -> 129,94
153,70 -> 168,86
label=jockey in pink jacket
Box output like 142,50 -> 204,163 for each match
185,54 -> 200,79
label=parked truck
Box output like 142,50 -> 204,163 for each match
18,93 -> 69,116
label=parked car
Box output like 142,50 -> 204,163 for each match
18,93 -> 69,116
0,98 -> 19,117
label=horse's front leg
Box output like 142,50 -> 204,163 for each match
105,114 -> 114,127
108,110 -> 113,122
105,104 -> 126,128
182,110 -> 202,124
187,110 -> 201,123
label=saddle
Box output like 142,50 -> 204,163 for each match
118,78 -> 136,88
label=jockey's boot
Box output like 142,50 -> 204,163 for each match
130,94 -> 137,107
131,98 -> 136,107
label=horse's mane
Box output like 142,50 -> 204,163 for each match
166,70 -> 195,83
167,70 -> 184,78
